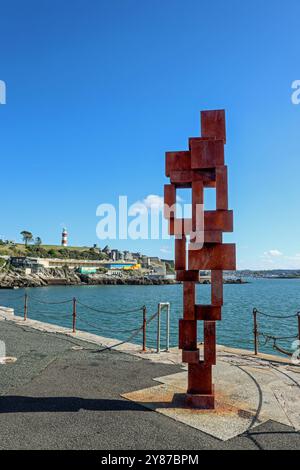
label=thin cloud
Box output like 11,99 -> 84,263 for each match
143,194 -> 164,211
257,249 -> 300,269
263,249 -> 283,257
160,246 -> 171,254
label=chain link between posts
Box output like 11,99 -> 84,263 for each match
252,307 -> 300,357
1,293 -> 159,352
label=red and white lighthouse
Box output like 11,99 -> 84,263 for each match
61,227 -> 68,247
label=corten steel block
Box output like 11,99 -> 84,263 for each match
182,349 -> 200,364
179,319 -> 197,350
188,243 -> 236,270
195,305 -> 221,321
165,151 -> 191,177
170,219 -> 219,243
188,362 -> 213,395
189,137 -> 215,152
204,321 -> 216,365
186,391 -> 215,409
170,170 -> 193,187
176,270 -> 199,282
170,220 -> 221,244
183,282 -> 196,320
193,169 -> 216,188
204,230 -> 222,243
190,230 -> 222,245
168,218 -> 192,237
211,270 -> 223,306
192,181 -> 204,203
216,166 -> 228,210
192,181 -> 204,231
164,184 -> 176,219
188,136 -> 212,150
201,109 -> 226,143
190,139 -> 224,169
170,169 -> 216,188
175,237 -> 186,270
204,210 -> 233,232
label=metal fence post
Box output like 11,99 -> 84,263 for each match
142,306 -> 147,352
157,303 -> 161,353
24,293 -> 28,321
166,303 -> 170,352
253,308 -> 258,355
72,297 -> 77,333
156,302 -> 171,353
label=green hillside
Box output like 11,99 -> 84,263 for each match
0,243 -> 108,261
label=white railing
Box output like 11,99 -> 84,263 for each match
156,302 -> 170,353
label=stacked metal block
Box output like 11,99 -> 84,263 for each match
164,109 -> 236,409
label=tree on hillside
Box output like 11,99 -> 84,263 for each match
35,237 -> 42,246
48,249 -> 58,258
20,231 -> 33,246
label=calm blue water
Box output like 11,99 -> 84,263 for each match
1,279 -> 300,357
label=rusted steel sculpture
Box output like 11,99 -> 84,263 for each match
164,110 -> 236,409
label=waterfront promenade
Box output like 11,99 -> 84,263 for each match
0,312 -> 300,450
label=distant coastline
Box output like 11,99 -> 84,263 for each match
4,243 -> 300,290
0,268 -> 247,289
0,268 -> 175,289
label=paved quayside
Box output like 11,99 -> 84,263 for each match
0,308 -> 300,449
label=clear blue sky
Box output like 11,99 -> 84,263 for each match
0,0 -> 300,269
